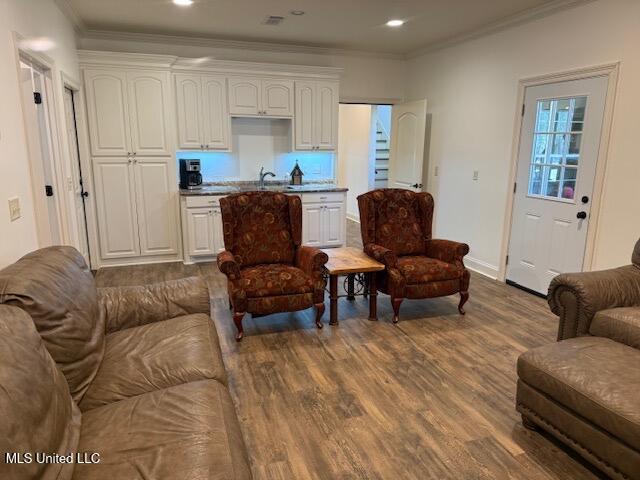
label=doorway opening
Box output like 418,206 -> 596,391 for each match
337,103 -> 393,222
63,86 -> 92,266
18,54 -> 65,246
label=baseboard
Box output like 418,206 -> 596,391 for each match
465,256 -> 499,280
346,213 -> 360,223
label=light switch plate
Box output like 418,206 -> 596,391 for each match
8,197 -> 20,221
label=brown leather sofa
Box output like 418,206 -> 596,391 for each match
217,191 -> 329,341
357,189 -> 470,322
516,239 -> 640,480
0,246 -> 252,480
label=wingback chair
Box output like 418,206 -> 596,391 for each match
357,189 -> 470,323
217,191 -> 329,341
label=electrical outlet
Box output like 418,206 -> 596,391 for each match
8,197 -> 20,221
473,170 -> 479,181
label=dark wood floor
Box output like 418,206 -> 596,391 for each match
94,221 -> 603,480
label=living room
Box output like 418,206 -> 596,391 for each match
1,0 -> 639,479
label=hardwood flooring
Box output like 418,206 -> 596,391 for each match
94,221 -> 604,480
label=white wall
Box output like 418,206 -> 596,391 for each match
0,0 -> 79,268
78,36 -> 407,104
406,0 -> 640,275
337,104 -> 375,221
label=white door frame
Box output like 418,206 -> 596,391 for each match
498,63 -> 620,282
12,32 -> 70,247
61,72 -> 101,268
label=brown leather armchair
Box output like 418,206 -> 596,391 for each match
357,189 -> 470,323
217,191 -> 329,341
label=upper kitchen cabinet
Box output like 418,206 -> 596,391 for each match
127,70 -> 173,156
175,73 -> 230,150
84,69 -> 173,157
228,77 -> 294,117
84,70 -> 131,157
295,80 -> 339,151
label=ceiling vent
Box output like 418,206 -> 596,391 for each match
262,15 -> 285,26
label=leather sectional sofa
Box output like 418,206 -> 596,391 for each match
516,239 -> 640,480
0,246 -> 252,480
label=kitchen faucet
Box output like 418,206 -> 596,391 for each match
259,166 -> 276,189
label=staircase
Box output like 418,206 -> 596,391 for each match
374,121 -> 390,189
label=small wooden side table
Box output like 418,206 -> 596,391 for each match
322,247 -> 385,325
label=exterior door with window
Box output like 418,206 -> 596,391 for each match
507,77 -> 607,295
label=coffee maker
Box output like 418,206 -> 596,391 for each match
179,159 -> 203,190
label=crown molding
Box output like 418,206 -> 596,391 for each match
81,29 -> 406,61
70,0 -> 594,61
78,50 -> 178,68
54,0 -> 86,33
77,50 -> 344,79
407,0 -> 597,59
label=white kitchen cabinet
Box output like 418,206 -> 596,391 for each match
134,158 -> 180,256
174,74 -> 203,149
301,192 -> 346,248
85,69 -> 173,157
175,74 -> 230,150
186,207 -> 216,256
301,203 -> 323,247
202,76 -> 230,149
262,80 -> 294,116
183,201 -> 225,260
294,80 -> 339,151
322,202 -> 345,247
84,70 -> 131,157
228,77 -> 293,117
84,66 -> 179,266
127,70 -> 173,156
92,157 -> 140,259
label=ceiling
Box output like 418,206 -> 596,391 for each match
65,0 -> 576,55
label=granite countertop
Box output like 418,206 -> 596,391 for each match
180,182 -> 348,196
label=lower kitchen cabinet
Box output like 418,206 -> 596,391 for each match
93,156 -> 180,262
181,191 -> 346,264
185,207 -> 224,257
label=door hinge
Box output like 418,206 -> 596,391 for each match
521,104 -> 525,116
34,92 -> 42,105
45,185 -> 53,197
513,182 -> 517,194
506,255 -> 509,265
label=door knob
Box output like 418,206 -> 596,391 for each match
581,196 -> 590,204
81,191 -> 89,198
411,183 -> 423,189
577,211 -> 588,219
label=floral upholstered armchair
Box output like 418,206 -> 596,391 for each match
217,191 -> 329,341
357,189 -> 470,323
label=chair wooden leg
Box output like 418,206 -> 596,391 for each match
521,414 -> 538,431
458,291 -> 469,315
233,312 -> 245,342
314,303 -> 325,329
391,297 -> 403,324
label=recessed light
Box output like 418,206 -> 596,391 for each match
173,0 -> 193,6
386,19 -> 404,27
290,10 -> 305,16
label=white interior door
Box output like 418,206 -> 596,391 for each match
19,59 -> 63,245
388,99 -> 427,191
63,87 -> 90,264
507,77 -> 607,295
